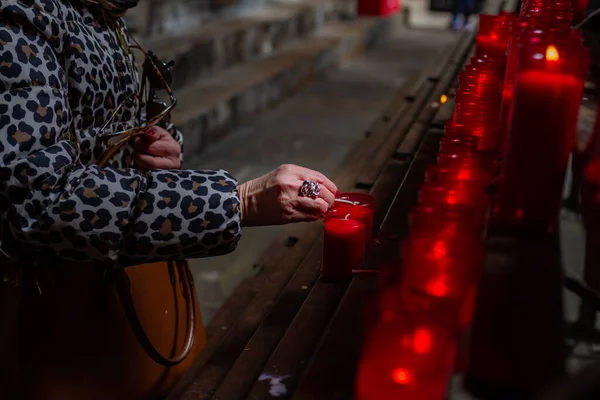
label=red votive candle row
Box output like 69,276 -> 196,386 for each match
357,105 -> 493,399
321,192 -> 376,280
356,3 -> 592,397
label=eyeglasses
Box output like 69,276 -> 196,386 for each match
97,24 -> 177,167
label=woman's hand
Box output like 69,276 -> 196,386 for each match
238,164 -> 338,227
134,127 -> 181,171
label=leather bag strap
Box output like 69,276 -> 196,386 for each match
112,260 -> 197,367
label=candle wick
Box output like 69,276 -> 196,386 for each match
335,198 -> 359,206
344,213 -> 350,220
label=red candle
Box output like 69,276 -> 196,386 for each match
499,27 -> 578,156
356,308 -> 456,400
495,41 -> 588,230
322,211 -> 365,280
400,234 -> 482,294
476,14 -> 509,61
476,36 -> 509,60
334,192 -> 376,245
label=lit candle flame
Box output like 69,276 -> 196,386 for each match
440,94 -> 448,104
546,45 -> 559,62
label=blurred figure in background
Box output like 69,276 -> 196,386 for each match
450,0 -> 475,31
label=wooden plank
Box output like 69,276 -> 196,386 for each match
205,278 -> 256,341
175,224 -> 322,400
395,120 -> 430,157
429,32 -> 469,81
291,131 -> 445,399
368,132 -> 444,270
242,159 -> 410,400
394,34 -> 474,159
290,274 -> 378,400
355,81 -> 435,188
368,159 -> 412,236
244,279 -> 348,400
331,77 -> 420,191
432,97 -> 456,128
355,31 -> 475,188
213,160 -> 411,400
210,239 -> 326,400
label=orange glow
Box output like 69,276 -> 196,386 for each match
392,368 -> 412,384
425,278 -> 449,297
546,45 -> 559,62
413,328 -> 433,354
440,94 -> 448,104
432,240 -> 447,259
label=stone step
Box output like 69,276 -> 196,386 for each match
171,16 -> 391,155
138,0 -> 343,91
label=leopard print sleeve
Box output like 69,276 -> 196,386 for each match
0,2 -> 242,266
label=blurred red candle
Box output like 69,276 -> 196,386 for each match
476,14 -> 509,61
322,211 -> 365,280
399,234 -> 483,331
356,308 -> 456,400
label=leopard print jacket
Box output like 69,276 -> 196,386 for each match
0,0 -> 242,267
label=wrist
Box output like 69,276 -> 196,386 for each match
238,182 -> 250,227
238,178 -> 262,227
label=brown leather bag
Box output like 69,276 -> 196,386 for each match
2,258 -> 205,400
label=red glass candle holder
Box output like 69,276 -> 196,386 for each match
495,36 -> 590,231
476,14 -> 510,60
399,233 -> 483,306
498,26 -> 577,155
409,204 -> 486,239
419,182 -> 489,215
333,192 -> 376,245
379,203 -> 486,291
426,164 -> 492,187
322,210 -> 366,280
522,1 -> 573,25
356,308 -> 457,400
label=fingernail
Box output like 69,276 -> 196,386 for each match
147,128 -> 157,136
